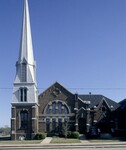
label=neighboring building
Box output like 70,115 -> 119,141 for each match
79,94 -> 119,133
11,0 -> 121,140
113,99 -> 126,136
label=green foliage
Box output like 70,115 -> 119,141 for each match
0,125 -> 11,136
35,132 -> 46,140
67,131 -> 72,138
61,124 -> 69,138
47,131 -> 59,137
70,132 -> 80,139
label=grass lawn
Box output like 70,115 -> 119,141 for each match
0,135 -> 42,144
89,139 -> 120,143
0,140 -> 42,145
51,137 -> 81,143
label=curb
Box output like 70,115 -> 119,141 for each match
0,142 -> 126,148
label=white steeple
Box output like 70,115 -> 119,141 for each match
12,0 -> 38,104
18,0 -> 34,65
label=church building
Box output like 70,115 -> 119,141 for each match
11,0 -> 121,140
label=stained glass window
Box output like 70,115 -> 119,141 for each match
64,106 -> 69,114
52,102 -> 56,114
52,118 -> 56,131
46,118 -> 50,132
58,102 -> 62,114
45,101 -> 69,115
46,105 -> 50,114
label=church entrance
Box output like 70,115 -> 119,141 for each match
78,118 -> 86,134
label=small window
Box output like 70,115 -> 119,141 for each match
21,63 -> 27,82
19,88 -> 27,102
102,106 -> 106,112
24,88 -> 27,102
20,88 -> 23,102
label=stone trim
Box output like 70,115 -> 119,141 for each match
32,118 -> 37,120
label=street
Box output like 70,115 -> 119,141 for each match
0,147 -> 126,150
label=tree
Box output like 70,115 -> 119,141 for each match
61,124 -> 70,138
0,125 -> 11,135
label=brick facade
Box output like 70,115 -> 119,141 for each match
11,82 -> 121,140
11,104 -> 38,140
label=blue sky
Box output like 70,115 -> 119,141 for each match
0,0 -> 126,127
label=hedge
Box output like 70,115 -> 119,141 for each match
35,132 -> 47,140
70,132 -> 79,139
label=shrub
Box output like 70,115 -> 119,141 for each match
47,131 -> 59,137
35,132 -> 46,140
70,132 -> 79,139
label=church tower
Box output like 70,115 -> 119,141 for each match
11,0 -> 38,140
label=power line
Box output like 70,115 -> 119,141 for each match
1,87 -> 126,90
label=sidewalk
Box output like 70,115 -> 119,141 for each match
41,137 -> 52,144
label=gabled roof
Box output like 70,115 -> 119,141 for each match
38,82 -> 120,110
39,81 -> 74,97
118,98 -> 126,109
119,98 -> 126,105
79,94 -> 119,109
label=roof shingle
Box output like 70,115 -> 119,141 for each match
79,94 -> 120,109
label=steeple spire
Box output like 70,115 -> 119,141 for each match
14,0 -> 36,83
18,0 -> 34,65
12,0 -> 38,103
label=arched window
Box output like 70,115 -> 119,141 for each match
19,87 -> 27,102
45,101 -> 70,115
20,110 -> 28,129
44,100 -> 70,132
